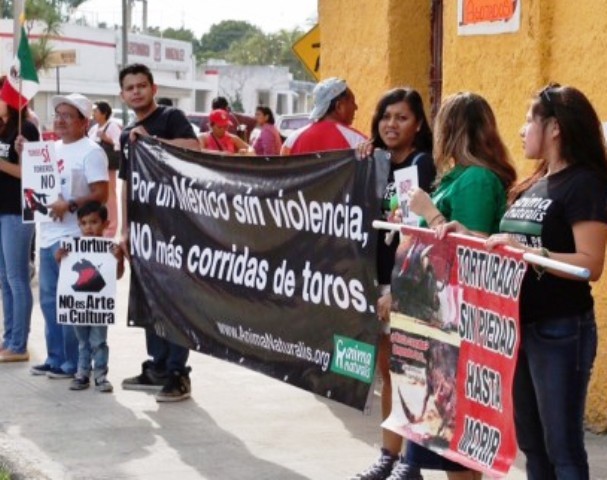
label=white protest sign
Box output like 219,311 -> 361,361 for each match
57,237 -> 117,326
393,165 -> 419,226
21,141 -> 61,223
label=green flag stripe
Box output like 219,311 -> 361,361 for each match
18,26 -> 39,83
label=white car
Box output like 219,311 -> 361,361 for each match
111,109 -> 136,127
275,113 -> 312,140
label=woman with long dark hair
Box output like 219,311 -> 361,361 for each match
0,76 -> 40,363
398,92 -> 516,480
354,87 -> 436,480
440,84 -> 607,479
251,105 -> 282,155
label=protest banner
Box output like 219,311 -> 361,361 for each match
383,226 -> 526,477
57,237 -> 118,326
125,138 -> 389,411
20,141 -> 61,223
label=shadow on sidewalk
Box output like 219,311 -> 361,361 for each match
144,398 -> 309,480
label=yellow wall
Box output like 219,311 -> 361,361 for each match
319,0 -> 431,136
320,0 -> 607,431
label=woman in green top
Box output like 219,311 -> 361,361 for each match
398,92 -> 517,480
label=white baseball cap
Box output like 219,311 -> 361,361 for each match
309,77 -> 348,121
51,93 -> 93,119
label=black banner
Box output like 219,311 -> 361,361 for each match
126,137 -> 388,410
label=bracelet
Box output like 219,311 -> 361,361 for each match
428,212 -> 445,227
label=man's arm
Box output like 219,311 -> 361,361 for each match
48,181 -> 109,221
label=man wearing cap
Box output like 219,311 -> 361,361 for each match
118,63 -> 200,403
28,93 -> 109,379
198,109 -> 253,153
283,77 -> 367,155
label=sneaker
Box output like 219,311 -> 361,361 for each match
47,367 -> 75,379
95,375 -> 114,393
122,361 -> 167,391
69,375 -> 90,391
155,370 -> 191,403
30,363 -> 53,376
386,458 -> 423,480
351,449 -> 399,480
0,350 -> 29,363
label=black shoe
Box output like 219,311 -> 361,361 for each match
122,361 -> 167,391
155,369 -> 191,403
47,367 -> 75,379
351,448 -> 398,480
386,458 -> 423,480
69,375 -> 91,391
30,363 -> 52,376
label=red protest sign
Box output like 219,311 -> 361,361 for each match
383,226 -> 527,477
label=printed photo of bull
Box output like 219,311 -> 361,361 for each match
23,188 -> 50,221
395,340 -> 459,447
391,235 -> 457,331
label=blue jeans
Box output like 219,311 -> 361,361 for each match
514,310 -> 597,480
39,242 -> 78,373
0,214 -> 34,354
74,325 -> 109,379
146,328 -> 189,374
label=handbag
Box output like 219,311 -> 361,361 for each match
99,123 -> 120,171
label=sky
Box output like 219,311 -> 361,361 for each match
73,0 -> 318,38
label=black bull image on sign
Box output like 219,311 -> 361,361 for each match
71,258 -> 106,293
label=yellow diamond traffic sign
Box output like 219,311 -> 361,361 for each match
292,24 -> 320,81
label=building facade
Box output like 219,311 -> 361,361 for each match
319,0 -> 607,431
0,20 -> 217,129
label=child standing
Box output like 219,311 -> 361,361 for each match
55,201 -> 124,392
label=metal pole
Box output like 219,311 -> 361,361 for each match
121,0 -> 129,125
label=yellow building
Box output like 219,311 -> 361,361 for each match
319,0 -> 607,431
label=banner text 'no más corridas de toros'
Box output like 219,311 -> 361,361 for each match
126,138 -> 389,410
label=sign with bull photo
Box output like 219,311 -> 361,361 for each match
21,141 -> 61,223
57,237 -> 117,326
382,226 -> 526,478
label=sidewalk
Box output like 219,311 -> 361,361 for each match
1,273 -> 605,479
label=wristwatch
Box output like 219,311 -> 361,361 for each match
68,200 -> 78,213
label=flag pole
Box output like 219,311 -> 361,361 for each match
17,10 -> 25,136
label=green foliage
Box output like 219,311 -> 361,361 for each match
225,28 -> 314,81
196,21 -> 313,81
198,20 -> 261,62
0,462 -> 10,480
0,0 -> 87,21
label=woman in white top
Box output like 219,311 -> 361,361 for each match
88,101 -> 121,238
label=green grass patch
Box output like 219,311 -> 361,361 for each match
0,463 -> 11,480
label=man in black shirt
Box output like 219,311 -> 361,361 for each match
118,63 -> 199,402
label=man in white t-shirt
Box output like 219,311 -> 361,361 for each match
28,93 -> 109,379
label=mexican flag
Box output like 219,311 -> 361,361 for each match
1,25 -> 39,110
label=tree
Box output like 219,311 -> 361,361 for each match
0,0 -> 89,21
198,20 -> 261,62
225,28 -> 314,81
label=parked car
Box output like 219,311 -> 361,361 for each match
111,108 -> 136,127
275,113 -> 312,140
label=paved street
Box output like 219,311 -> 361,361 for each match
1,271 -> 605,479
